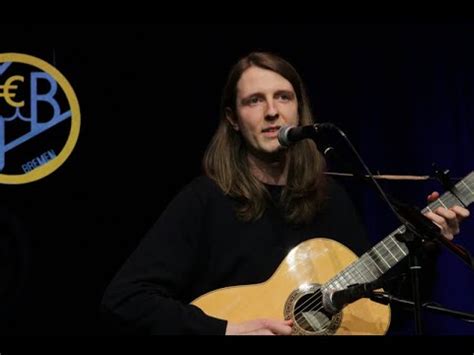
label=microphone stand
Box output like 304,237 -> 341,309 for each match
388,197 -> 453,334
396,228 -> 425,334
369,291 -> 474,323
314,123 -> 448,335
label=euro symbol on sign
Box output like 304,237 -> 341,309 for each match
0,75 -> 25,108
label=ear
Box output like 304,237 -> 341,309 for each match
225,107 -> 239,131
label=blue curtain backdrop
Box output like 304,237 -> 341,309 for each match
1,24 -> 472,335
308,24 -> 474,335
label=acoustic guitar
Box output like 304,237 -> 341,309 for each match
192,172 -> 474,335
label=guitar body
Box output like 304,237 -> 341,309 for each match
192,238 -> 391,335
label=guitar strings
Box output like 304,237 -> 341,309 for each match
292,234 -> 406,330
293,218 -> 418,320
293,235 -> 407,330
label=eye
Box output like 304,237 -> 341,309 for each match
246,96 -> 263,106
276,92 -> 294,102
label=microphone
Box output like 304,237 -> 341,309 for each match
322,279 -> 382,315
277,123 -> 335,147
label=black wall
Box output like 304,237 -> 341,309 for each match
1,24 -> 473,335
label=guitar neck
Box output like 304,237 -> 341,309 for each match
322,171 -> 474,292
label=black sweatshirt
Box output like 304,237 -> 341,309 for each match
101,176 -> 370,334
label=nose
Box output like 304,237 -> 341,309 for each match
265,100 -> 279,121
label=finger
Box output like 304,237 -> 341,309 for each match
264,320 -> 293,335
249,329 -> 274,335
243,319 -> 290,334
451,205 -> 471,220
434,207 -> 460,234
424,210 -> 448,228
424,211 -> 454,240
434,207 -> 457,222
427,191 -> 440,202
242,319 -> 268,333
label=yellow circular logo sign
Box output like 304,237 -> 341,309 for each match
0,53 -> 80,184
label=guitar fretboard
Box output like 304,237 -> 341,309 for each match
321,171 -> 474,293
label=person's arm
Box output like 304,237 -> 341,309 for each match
101,181 -> 227,334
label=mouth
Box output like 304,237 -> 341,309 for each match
261,126 -> 281,139
261,126 -> 281,134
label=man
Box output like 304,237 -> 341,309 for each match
101,52 -> 469,335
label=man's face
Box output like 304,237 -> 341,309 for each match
227,66 -> 299,158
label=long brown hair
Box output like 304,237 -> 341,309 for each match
203,52 -> 327,224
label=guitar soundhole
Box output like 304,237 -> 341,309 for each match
285,284 -> 342,335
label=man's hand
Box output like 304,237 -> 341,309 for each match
424,191 -> 470,240
225,318 -> 293,335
